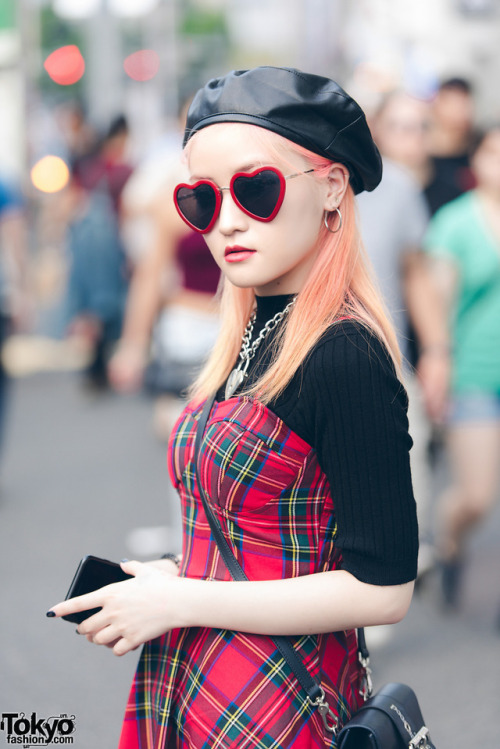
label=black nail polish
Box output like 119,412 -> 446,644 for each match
46,611 -> 56,618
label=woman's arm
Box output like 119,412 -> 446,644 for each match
415,253 -> 457,423
108,189 -> 188,392
48,561 -> 413,656
178,569 -> 414,634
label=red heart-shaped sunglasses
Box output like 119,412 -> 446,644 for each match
173,166 -> 315,234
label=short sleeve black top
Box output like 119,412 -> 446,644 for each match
216,293 -> 418,586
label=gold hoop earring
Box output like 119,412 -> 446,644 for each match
323,208 -> 342,234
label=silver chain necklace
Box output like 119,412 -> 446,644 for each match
224,297 -> 296,400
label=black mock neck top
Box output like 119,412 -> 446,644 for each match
216,293 -> 418,586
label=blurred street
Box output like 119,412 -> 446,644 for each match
0,372 -> 181,748
0,371 -> 498,748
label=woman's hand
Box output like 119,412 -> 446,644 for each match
108,343 -> 147,393
417,347 -> 451,424
47,560 -> 181,656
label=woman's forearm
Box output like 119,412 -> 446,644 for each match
49,563 -> 414,657
175,570 -> 414,636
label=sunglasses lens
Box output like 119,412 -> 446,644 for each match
175,184 -> 217,232
232,169 -> 283,219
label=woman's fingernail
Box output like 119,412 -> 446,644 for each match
46,611 -> 56,618
121,558 -> 129,563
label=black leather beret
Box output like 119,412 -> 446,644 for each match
184,66 -> 382,194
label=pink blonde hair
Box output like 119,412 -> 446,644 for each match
186,126 -> 401,404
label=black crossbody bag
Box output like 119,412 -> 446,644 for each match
194,395 -> 436,748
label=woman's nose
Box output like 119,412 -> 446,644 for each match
217,189 -> 248,234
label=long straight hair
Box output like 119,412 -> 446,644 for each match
186,126 -> 401,404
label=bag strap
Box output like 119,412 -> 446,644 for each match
356,626 -> 373,699
193,394 -> 339,735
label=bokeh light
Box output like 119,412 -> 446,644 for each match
123,50 -> 160,82
44,45 -> 85,86
52,0 -> 101,20
109,0 -> 160,18
31,156 -> 70,193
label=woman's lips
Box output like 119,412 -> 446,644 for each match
224,246 -> 256,263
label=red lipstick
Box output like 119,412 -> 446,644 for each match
224,246 -> 256,263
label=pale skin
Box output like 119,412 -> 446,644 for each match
402,250 -> 450,423
48,124 -> 414,654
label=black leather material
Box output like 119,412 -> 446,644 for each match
184,66 -> 383,194
337,682 -> 436,749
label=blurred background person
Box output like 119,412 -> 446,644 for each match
358,91 -> 451,582
64,115 -> 134,391
0,173 -> 32,469
423,124 -> 500,614
56,99 -> 99,176
371,90 -> 463,215
109,158 -> 220,440
118,96 -> 194,270
428,77 -> 477,207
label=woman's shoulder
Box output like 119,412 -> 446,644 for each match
314,318 -> 394,368
303,319 -> 404,401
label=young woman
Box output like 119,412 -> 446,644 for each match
48,67 -> 418,748
423,124 -> 500,610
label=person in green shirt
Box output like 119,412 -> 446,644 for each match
424,124 -> 500,611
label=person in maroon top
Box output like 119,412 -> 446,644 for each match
108,158 -> 221,439
49,67 -> 417,748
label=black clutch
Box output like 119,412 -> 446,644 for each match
337,681 -> 436,749
62,555 -> 133,624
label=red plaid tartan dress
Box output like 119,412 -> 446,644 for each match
119,396 -> 363,748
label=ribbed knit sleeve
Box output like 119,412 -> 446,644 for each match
220,299 -> 419,586
273,322 -> 418,586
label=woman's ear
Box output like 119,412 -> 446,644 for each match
323,164 -> 349,211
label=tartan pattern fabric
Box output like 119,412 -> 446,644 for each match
119,397 -> 363,748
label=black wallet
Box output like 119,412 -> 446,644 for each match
62,555 -> 133,624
